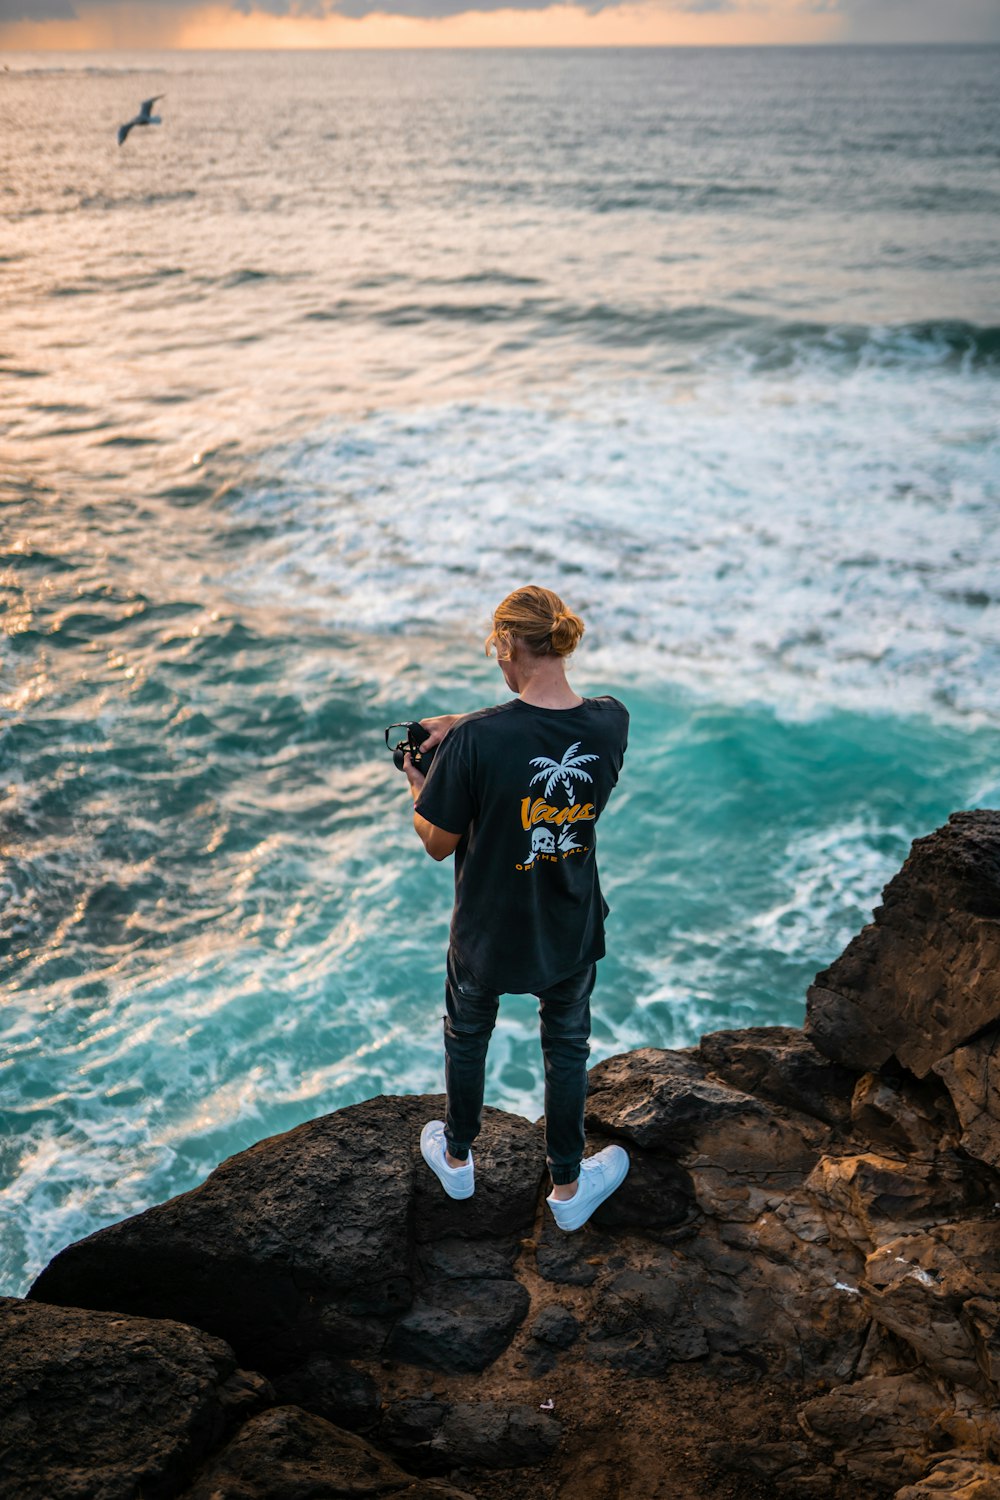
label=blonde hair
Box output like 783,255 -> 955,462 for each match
485,585 -> 585,661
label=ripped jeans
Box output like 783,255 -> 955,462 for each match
442,944 -> 595,1186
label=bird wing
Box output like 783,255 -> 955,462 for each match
118,121 -> 133,146
138,95 -> 164,120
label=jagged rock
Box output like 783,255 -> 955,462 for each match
585,1046 -> 828,1169
710,1435 -> 840,1497
935,1388 -> 1000,1465
798,1372 -> 953,1487
806,810 -> 1000,1078
380,1397 -> 560,1470
685,1208 -> 871,1382
934,1030 -> 1000,1170
29,1096 -> 544,1377
804,1152 -> 978,1254
894,1454 -> 1000,1498
0,1297 -> 271,1500
851,1072 -> 958,1157
699,1025 -> 861,1129
962,1298 -> 1000,1387
861,1223 -> 1000,1392
179,1404 -> 474,1499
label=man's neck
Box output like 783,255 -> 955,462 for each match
516,660 -> 584,709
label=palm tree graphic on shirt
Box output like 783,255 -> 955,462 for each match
528,742 -> 599,803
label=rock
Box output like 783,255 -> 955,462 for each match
934,1030 -> 1000,1170
588,1252 -> 709,1372
270,1354 -> 382,1431
380,1398 -> 559,1470
861,1223 -> 1000,1392
851,1072 -> 958,1157
432,1402 -> 560,1467
534,1210 -> 600,1286
894,1454 -> 1000,1499
0,1296 -> 270,1500
528,1304 -> 579,1348
29,1096 -> 544,1378
804,1152 -> 978,1255
380,1399 -> 450,1452
585,1047 -> 827,1170
805,810 -> 1000,1078
180,1404 -> 474,1499
415,1236 -> 520,1284
798,1372 -> 953,1488
385,1277 -> 530,1373
962,1298 -> 1000,1388
699,1025 -> 861,1129
587,1142 -> 698,1234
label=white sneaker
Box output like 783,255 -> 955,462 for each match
546,1144 -> 629,1232
420,1120 -> 475,1200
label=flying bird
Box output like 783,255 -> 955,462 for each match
118,96 -> 165,148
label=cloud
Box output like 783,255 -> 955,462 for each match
0,0 -> 76,17
233,0 -> 737,11
822,0 -> 1000,41
3,0 -> 995,34
8,0 -> 737,16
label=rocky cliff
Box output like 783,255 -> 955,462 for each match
5,809 -> 1000,1500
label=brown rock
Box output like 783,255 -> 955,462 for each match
699,1025 -> 861,1129
585,1046 -> 827,1169
0,1296 -> 270,1500
894,1454 -> 1000,1499
851,1072 -> 957,1157
805,810 -> 1000,1078
180,1405 -> 474,1499
862,1223 -> 1000,1391
380,1398 -> 561,1469
805,1152 -> 976,1254
934,1029 -> 1000,1169
798,1372 -> 953,1487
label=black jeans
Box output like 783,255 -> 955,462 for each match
442,944 -> 595,1186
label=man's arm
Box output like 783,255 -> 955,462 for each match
403,756 -> 463,862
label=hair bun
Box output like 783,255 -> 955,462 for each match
485,585 -> 585,660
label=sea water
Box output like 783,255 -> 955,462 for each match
1,46 -> 999,1295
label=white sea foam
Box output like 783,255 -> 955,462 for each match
228,359 -> 1000,727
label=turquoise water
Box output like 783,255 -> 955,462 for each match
2,46 -> 999,1295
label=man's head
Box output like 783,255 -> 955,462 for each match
485,585 -> 585,669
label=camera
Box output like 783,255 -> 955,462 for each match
385,721 -> 436,775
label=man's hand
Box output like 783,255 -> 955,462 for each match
419,714 -> 461,751
403,752 -> 426,799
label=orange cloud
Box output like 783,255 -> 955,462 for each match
0,0 -> 843,49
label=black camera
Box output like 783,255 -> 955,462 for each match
385,721 -> 436,775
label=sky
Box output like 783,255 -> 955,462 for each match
0,0 -> 998,48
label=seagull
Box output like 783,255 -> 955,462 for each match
118,96 -> 165,148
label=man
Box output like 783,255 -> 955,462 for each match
402,585 -> 630,1232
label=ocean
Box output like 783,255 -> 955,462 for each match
1,45 -> 998,1296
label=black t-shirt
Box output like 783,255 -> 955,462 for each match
415,695 -> 629,994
